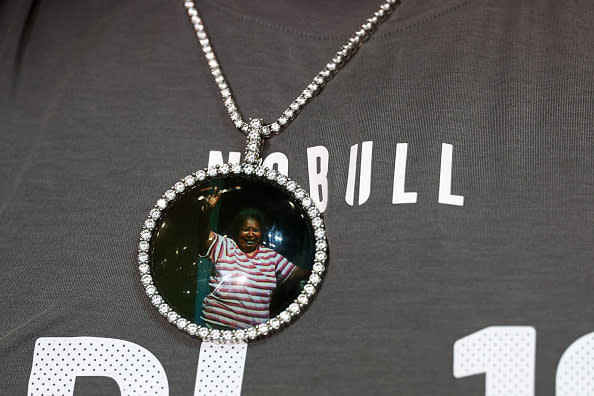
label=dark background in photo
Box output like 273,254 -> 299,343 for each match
150,175 -> 315,323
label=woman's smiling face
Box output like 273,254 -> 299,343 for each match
236,217 -> 262,254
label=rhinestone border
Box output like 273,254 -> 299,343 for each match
138,163 -> 328,343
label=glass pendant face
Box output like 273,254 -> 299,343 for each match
137,163 -> 327,343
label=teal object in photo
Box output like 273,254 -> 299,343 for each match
194,256 -> 213,326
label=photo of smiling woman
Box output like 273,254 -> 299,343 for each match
196,186 -> 309,330
148,176 -> 314,331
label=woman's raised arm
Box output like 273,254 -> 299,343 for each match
196,187 -> 222,255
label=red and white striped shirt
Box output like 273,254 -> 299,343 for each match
201,233 -> 297,329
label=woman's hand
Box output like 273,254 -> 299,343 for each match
201,186 -> 222,211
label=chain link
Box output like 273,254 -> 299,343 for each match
183,0 -> 401,138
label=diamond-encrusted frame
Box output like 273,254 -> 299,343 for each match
138,163 -> 328,343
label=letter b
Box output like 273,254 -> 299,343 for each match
27,337 -> 168,395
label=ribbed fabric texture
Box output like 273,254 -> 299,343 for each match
1,0 -> 592,395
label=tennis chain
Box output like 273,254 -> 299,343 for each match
183,0 -> 401,142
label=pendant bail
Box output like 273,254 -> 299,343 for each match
244,118 -> 265,165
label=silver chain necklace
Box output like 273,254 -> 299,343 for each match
183,0 -> 401,163
137,0 -> 400,344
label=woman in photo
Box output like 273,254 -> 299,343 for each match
196,187 -> 307,330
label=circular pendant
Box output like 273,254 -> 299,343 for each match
137,163 -> 327,343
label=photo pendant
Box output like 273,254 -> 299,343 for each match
137,161 -> 328,343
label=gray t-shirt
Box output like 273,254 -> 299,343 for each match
1,0 -> 592,395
